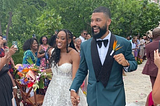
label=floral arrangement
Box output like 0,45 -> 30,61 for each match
15,59 -> 52,91
110,40 -> 122,56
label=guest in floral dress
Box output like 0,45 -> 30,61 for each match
37,36 -> 49,69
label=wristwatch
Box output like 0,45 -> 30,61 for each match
13,86 -> 17,89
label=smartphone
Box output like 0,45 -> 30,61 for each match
159,40 -> 160,53
12,41 -> 18,49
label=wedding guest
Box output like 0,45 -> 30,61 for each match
22,38 -> 39,65
75,38 -> 82,53
0,35 -> 17,106
48,34 -> 57,57
73,36 -> 76,44
142,27 -> 160,88
86,34 -> 91,40
153,49 -> 160,104
37,36 -> 49,69
139,37 -> 145,61
142,27 -> 160,106
2,36 -> 15,77
79,30 -> 87,43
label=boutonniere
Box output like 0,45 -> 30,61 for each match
110,40 -> 122,56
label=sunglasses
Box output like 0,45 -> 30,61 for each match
42,39 -> 47,41
84,33 -> 88,35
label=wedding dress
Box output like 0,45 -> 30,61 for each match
42,63 -> 87,106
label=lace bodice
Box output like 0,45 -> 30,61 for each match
42,63 -> 87,106
51,63 -> 72,78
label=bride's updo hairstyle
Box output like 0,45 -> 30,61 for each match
49,29 -> 77,66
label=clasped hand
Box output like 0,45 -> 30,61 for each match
70,91 -> 80,106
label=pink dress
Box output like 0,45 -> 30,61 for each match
40,45 -> 48,68
148,91 -> 154,106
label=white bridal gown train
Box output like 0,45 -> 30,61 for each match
42,63 -> 87,106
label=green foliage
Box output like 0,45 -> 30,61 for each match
36,9 -> 63,36
1,0 -> 160,64
12,49 -> 24,64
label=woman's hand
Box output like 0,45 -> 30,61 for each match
9,45 -> 18,56
5,45 -> 18,60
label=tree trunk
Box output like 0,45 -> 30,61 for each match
0,21 -> 2,35
6,12 -> 12,41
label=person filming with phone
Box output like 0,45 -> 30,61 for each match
0,35 -> 17,106
153,49 -> 160,104
142,27 -> 160,106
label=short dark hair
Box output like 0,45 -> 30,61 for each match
93,6 -> 111,19
81,30 -> 87,34
23,38 -> 38,51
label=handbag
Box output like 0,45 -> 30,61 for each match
39,49 -> 45,54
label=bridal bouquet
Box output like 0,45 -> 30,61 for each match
15,58 -> 52,91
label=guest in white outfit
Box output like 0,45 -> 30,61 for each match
79,30 -> 87,43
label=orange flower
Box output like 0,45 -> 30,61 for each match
110,40 -> 122,56
17,72 -> 23,77
22,68 -> 30,73
113,40 -> 117,50
24,78 -> 28,82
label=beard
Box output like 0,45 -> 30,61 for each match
92,24 -> 107,39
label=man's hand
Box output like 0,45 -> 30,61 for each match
70,90 -> 80,106
113,53 -> 129,67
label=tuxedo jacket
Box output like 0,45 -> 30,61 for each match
70,34 -> 137,106
142,36 -> 160,77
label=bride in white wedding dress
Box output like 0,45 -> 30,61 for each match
42,29 -> 87,106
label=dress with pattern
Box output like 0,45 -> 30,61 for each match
42,63 -> 87,106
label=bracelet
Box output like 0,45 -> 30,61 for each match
13,86 -> 17,89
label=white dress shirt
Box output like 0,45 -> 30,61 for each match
79,36 -> 86,43
96,31 -> 129,72
96,31 -> 111,65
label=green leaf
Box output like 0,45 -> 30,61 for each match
27,57 -> 34,64
38,77 -> 44,89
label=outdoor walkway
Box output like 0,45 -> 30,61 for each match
124,60 -> 152,106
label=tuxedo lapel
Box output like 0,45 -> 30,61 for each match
91,38 -> 102,81
98,34 -> 116,88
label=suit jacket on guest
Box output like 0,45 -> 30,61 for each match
142,36 -> 160,77
70,34 -> 137,106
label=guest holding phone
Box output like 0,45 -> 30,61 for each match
153,49 -> 160,104
0,35 -> 17,106
142,27 -> 160,106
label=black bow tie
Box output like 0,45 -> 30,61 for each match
96,39 -> 108,48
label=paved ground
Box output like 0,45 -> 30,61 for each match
124,60 -> 152,106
